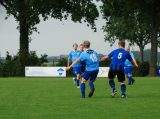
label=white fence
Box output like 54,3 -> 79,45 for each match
98,67 -> 109,77
25,67 -> 109,78
25,67 -> 66,77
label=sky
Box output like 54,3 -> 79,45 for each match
0,5 -> 153,57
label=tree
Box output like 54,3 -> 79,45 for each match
39,54 -> 48,65
0,0 -> 99,75
130,0 -> 160,76
102,8 -> 150,63
100,0 -> 160,76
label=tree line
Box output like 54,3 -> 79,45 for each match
0,0 -> 160,76
0,51 -> 47,76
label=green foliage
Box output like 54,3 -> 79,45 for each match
0,0 -> 99,34
0,51 -> 48,77
101,0 -> 151,46
99,59 -> 111,67
133,62 -> 150,76
0,0 -> 99,76
100,0 -> 160,75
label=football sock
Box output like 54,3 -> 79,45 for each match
121,84 -> 126,95
109,80 -> 116,92
74,78 -> 77,82
77,79 -> 80,86
128,77 -> 132,84
81,83 -> 85,97
89,82 -> 94,89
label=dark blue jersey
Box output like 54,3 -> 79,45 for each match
108,48 -> 132,71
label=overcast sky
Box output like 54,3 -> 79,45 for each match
0,5 -> 154,57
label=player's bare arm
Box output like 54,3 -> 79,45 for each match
99,56 -> 110,62
66,58 -> 81,70
132,59 -> 138,67
67,57 -> 70,67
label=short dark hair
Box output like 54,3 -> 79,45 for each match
73,43 -> 78,47
83,40 -> 90,48
118,41 -> 125,48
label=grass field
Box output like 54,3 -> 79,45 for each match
0,77 -> 160,119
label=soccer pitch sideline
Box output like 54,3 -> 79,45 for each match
0,77 -> 160,119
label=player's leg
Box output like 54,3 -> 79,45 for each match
72,77 -> 76,84
76,74 -> 80,88
127,66 -> 135,85
76,67 -> 82,88
72,67 -> 77,85
125,67 -> 132,85
117,71 -> 126,98
81,71 -> 89,98
108,70 -> 117,97
130,67 -> 135,84
88,70 -> 99,98
73,67 -> 81,88
120,82 -> 126,98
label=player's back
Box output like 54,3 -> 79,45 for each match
80,49 -> 99,71
108,48 -> 132,71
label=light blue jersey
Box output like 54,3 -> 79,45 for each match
79,49 -> 99,71
68,50 -> 81,67
124,52 -> 134,67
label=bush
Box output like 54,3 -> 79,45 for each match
133,62 -> 150,76
0,51 -> 48,77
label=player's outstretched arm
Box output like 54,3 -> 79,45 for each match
99,56 -> 109,62
132,59 -> 138,67
66,58 -> 81,71
67,57 -> 70,67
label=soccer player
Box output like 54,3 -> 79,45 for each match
79,44 -> 86,74
124,47 -> 138,85
100,41 -> 138,98
66,41 -> 99,98
79,44 -> 84,52
67,43 -> 82,88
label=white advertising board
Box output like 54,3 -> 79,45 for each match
97,67 -> 110,77
25,67 -> 66,77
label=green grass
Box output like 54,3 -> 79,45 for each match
0,77 -> 160,119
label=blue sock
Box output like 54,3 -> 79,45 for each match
109,80 -> 116,92
77,79 -> 80,86
89,82 -> 94,90
74,78 -> 77,82
128,77 -> 132,84
81,83 -> 85,97
121,84 -> 126,95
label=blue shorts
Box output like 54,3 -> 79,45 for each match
83,70 -> 99,82
158,67 -> 160,76
72,67 -> 82,75
124,66 -> 132,75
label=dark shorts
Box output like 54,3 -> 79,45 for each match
108,69 -> 125,82
83,70 -> 99,82
81,66 -> 86,73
